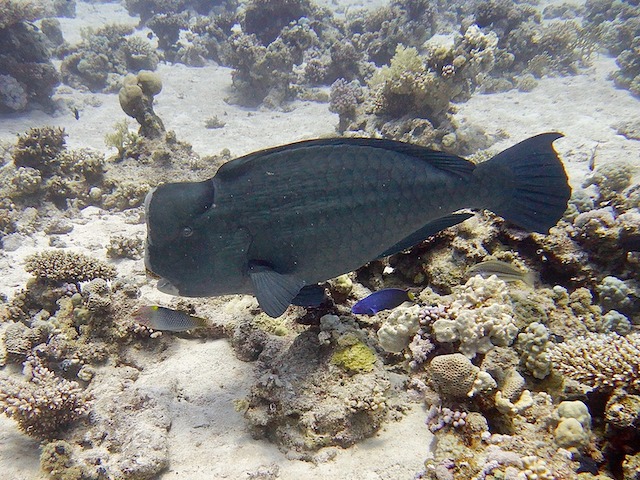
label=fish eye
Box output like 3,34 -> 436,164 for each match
181,226 -> 193,238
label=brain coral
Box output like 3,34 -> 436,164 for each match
24,250 -> 117,285
429,353 -> 479,398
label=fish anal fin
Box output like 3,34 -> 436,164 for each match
248,261 -> 305,317
291,284 -> 326,307
378,212 -> 474,258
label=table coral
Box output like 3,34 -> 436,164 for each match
549,333 -> 640,392
0,356 -> 92,439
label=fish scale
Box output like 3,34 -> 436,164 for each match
145,134 -> 570,317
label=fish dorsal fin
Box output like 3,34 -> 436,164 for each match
377,212 -> 474,258
248,261 -> 305,317
216,138 -> 475,180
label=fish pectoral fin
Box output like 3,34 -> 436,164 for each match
377,212 -> 475,258
291,284 -> 326,307
248,262 -> 305,318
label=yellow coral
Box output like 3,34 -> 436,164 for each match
331,342 -> 376,373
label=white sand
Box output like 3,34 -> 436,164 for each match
1,1 -> 639,479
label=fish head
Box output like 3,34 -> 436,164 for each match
144,179 -> 233,296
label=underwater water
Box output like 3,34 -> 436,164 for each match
0,0 -> 639,479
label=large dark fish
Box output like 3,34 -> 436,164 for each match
144,134 -> 570,317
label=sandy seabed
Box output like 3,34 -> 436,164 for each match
0,1 -> 639,479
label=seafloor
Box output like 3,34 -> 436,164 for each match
0,0 -> 639,479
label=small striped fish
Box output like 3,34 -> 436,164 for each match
133,305 -> 208,332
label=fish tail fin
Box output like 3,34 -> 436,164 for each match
477,132 -> 571,233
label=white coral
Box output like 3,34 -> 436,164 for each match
376,304 -> 421,353
432,276 -> 518,358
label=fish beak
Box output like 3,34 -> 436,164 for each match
156,278 -> 181,296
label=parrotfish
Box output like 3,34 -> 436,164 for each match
133,305 -> 208,332
352,288 -> 415,315
466,259 -> 536,287
144,134 -> 570,318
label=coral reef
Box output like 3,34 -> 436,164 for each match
0,355 -> 92,439
584,0 -> 640,96
106,235 -> 144,260
347,0 -> 437,66
60,24 -> 157,92
235,314 -> 392,455
1,127 -> 110,213
0,0 -> 60,112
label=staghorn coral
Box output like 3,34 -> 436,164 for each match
549,332 -> 640,392
0,355 -> 92,439
24,250 -> 116,285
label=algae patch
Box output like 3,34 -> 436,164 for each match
331,342 -> 376,373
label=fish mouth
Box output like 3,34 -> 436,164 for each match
156,278 -> 181,296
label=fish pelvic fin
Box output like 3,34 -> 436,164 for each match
248,261 -> 305,318
477,132 -> 571,233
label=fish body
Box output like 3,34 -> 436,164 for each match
133,305 -> 208,332
352,288 -> 415,315
466,259 -> 536,287
144,134 -> 570,317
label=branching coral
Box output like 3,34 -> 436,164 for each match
24,250 -> 117,285
12,126 -> 67,177
60,23 -> 154,92
0,356 -> 92,439
549,332 -> 640,392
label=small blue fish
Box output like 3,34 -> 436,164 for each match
352,288 -> 415,315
